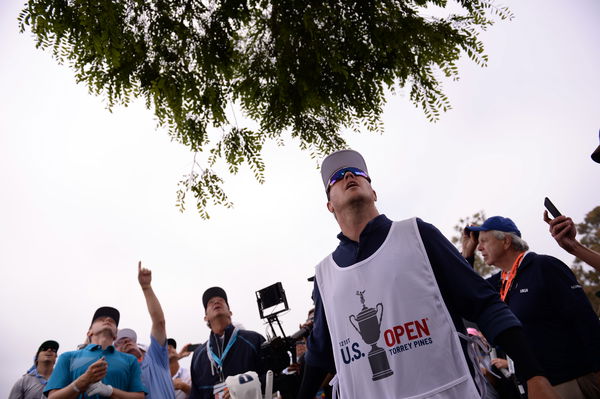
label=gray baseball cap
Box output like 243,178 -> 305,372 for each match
320,149 -> 369,190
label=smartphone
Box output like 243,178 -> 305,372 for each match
544,197 -> 562,218
186,343 -> 200,352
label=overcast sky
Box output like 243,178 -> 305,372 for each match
1,0 -> 599,393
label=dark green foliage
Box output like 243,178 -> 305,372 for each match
451,210 -> 496,277
19,0 -> 512,217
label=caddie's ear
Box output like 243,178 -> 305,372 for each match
326,201 -> 335,214
372,189 -> 377,202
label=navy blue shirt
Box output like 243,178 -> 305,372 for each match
487,252 -> 600,385
306,215 -> 522,372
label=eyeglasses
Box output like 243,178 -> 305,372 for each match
328,167 -> 370,188
40,347 -> 57,353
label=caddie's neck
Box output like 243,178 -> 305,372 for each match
337,204 -> 379,242
210,316 -> 231,336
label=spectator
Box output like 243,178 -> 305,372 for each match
44,306 -> 146,398
189,287 -> 266,399
114,262 -> 176,399
298,149 -> 558,399
543,211 -> 600,271
9,340 -> 59,399
167,338 -> 192,399
465,216 -> 600,398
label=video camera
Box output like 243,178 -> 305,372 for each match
256,282 -> 313,397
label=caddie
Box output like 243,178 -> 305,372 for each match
297,149 -> 559,399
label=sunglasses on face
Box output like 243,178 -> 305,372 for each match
328,167 -> 370,188
41,348 -> 57,353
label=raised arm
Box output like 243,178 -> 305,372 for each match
138,261 -> 167,345
544,211 -> 600,271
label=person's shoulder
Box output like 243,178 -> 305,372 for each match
239,329 -> 265,342
487,271 -> 501,284
56,348 -> 81,359
12,372 -> 28,384
523,252 -> 569,270
414,217 -> 444,238
191,342 -> 208,363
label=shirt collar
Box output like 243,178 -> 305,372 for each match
336,214 -> 391,244
85,343 -> 116,353
26,366 -> 49,385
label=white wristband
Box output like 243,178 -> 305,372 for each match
70,382 -> 81,392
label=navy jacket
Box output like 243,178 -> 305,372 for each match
487,252 -> 600,385
189,324 -> 266,399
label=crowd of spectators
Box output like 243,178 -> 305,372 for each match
9,143 -> 600,399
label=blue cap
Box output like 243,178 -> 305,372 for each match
466,216 -> 521,237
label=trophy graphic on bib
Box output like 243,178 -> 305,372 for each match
349,290 -> 393,381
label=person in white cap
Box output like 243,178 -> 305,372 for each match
114,262 -> 176,399
298,149 -> 559,399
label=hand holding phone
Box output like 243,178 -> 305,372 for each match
544,197 -> 562,219
186,343 -> 200,352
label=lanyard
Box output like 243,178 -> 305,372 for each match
500,252 -> 525,302
207,327 -> 239,372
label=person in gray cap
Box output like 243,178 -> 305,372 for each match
9,340 -> 59,399
44,306 -> 146,398
463,216 -> 600,398
114,261 -> 176,399
298,149 -> 559,399
189,287 -> 266,399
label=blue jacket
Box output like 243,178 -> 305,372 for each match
189,324 -> 266,399
487,252 -> 600,385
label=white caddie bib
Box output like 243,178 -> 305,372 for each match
316,218 -> 480,399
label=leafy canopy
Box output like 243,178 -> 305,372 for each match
19,0 -> 512,218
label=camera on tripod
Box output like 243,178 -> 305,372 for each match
256,282 -> 313,374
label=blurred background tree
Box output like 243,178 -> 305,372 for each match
570,206 -> 600,314
451,210 -> 496,278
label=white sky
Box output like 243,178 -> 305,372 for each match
1,0 -> 599,393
